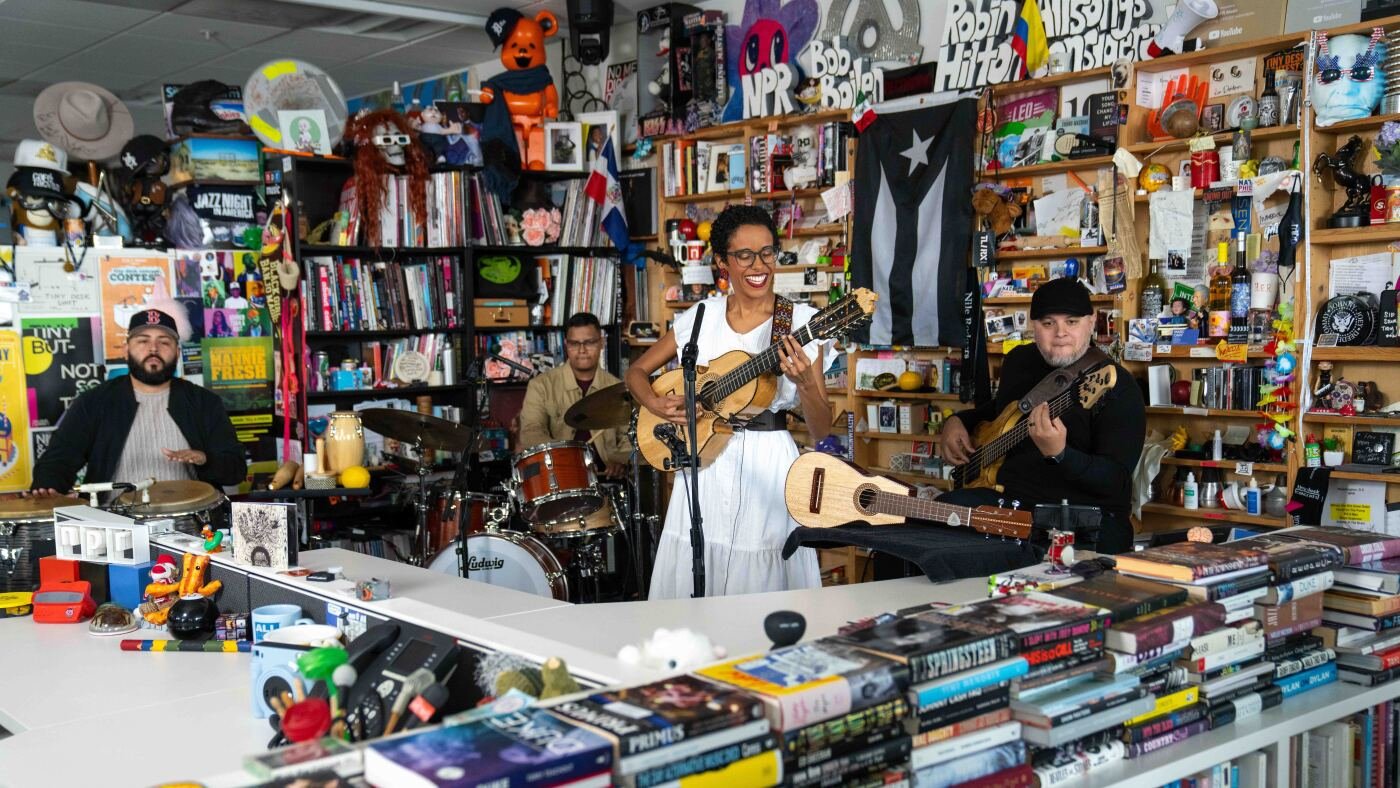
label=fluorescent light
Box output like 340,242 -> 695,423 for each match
276,0 -> 487,27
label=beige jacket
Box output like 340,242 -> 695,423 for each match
517,364 -> 632,467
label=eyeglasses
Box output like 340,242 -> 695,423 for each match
1318,66 -> 1374,83
723,246 -> 779,268
565,339 -> 602,350
373,133 -> 410,146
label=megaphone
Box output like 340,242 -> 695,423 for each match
1147,0 -> 1218,58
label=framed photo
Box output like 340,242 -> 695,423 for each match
1353,431 -> 1395,466
544,121 -> 584,171
230,501 -> 298,569
1202,104 -> 1225,133
277,109 -> 330,155
577,110 -> 620,166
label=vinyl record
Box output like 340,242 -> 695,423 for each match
242,59 -> 349,149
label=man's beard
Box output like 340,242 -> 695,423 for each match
128,352 -> 176,385
1041,344 -> 1089,369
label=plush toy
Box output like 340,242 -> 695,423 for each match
138,552 -> 222,627
971,186 -> 1022,238
479,8 -> 559,200
617,627 -> 727,672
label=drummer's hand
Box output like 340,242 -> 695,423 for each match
163,448 -> 207,466
25,488 -> 65,498
604,461 -> 626,478
646,394 -> 689,425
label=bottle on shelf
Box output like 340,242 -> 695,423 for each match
1229,232 -> 1251,343
1183,471 -> 1199,510
1140,258 -> 1168,319
1212,429 -> 1223,461
1258,71 -> 1279,128
1304,433 -> 1322,468
1246,477 -> 1261,515
1209,242 -> 1232,339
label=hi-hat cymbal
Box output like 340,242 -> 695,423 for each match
358,408 -> 474,452
565,382 -> 634,430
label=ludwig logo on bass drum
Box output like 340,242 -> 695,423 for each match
467,555 -> 505,572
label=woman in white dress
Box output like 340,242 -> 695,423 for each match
625,205 -> 834,599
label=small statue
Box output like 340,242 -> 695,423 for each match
1313,135 -> 1371,227
479,9 -> 559,200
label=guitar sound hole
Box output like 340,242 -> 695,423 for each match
855,485 -> 878,516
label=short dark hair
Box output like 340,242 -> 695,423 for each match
710,204 -> 778,259
565,312 -> 602,332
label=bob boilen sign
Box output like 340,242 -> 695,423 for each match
935,0 -> 1161,92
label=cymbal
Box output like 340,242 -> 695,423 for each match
358,408 -> 474,452
565,382 -> 634,430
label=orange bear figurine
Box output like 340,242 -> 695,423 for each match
480,8 -> 559,179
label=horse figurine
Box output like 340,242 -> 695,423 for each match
1313,134 -> 1371,227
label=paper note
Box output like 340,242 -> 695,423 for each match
14,247 -> 100,316
821,183 -> 853,222
1135,68 -> 1188,108
1034,189 -> 1086,239
1149,189 -> 1196,259
681,265 -> 714,285
1328,252 -> 1392,298
1323,479 -> 1386,530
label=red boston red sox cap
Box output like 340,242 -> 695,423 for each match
127,308 -> 179,341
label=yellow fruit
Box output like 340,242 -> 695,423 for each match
696,221 -> 712,242
339,466 -> 370,489
898,371 -> 923,391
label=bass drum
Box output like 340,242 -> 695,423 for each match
428,531 -> 568,600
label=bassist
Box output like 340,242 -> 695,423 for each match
940,278 -> 1145,554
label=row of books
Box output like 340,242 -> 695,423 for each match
466,172 -> 604,248
332,172 -> 470,249
1190,364 -> 1269,412
660,139 -> 745,197
540,255 -> 621,327
301,255 -> 463,332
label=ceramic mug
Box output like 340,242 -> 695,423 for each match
251,604 -> 313,643
262,623 -> 342,648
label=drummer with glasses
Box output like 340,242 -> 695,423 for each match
517,312 -> 630,478
30,309 -> 246,495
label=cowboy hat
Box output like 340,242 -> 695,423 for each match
34,82 -> 134,161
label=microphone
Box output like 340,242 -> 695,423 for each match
682,302 -> 705,371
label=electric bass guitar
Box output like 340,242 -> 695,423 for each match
636,289 -> 878,472
953,363 -> 1118,491
783,452 -> 1032,538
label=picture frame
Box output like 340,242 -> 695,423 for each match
277,109 -> 330,155
1202,104 -> 1225,133
1353,431 -> 1395,466
544,121 -> 584,171
577,110 -> 620,166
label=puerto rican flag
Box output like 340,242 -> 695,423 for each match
584,137 -> 635,262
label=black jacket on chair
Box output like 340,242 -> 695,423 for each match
32,376 -> 246,492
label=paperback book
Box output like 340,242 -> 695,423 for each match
1114,541 -> 1270,583
833,611 -> 1017,683
1104,601 -> 1227,654
938,592 -> 1111,652
1230,532 -> 1345,580
1046,572 -> 1188,623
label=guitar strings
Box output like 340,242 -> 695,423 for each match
962,385 -> 1078,474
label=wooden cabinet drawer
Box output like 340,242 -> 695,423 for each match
474,299 -> 530,327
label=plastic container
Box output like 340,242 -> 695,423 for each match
1183,472 -> 1199,510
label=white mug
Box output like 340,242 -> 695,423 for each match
262,623 -> 342,648
1251,272 -> 1279,310
251,604 -> 313,643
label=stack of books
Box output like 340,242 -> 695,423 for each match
548,674 -> 783,786
1293,528 -> 1400,687
695,640 -> 912,786
830,606 -> 1029,786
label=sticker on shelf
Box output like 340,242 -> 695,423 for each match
1189,346 -> 1214,358
1236,462 -> 1253,476
1215,342 -> 1247,362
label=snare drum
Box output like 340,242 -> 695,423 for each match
113,480 -> 227,535
427,530 -> 568,600
0,496 -> 60,592
429,490 -> 507,553
534,496 -> 621,537
511,441 -> 602,524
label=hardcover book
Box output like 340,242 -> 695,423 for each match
362,709 -> 612,788
1169,568 -> 1273,602
1125,719 -> 1209,759
1323,588 -> 1400,617
781,697 -> 908,757
1259,594 -> 1325,634
832,611 -> 1016,684
230,501 -> 298,570
1230,532 -> 1345,580
548,675 -> 765,759
1047,572 -> 1188,623
1282,527 -> 1400,566
1333,558 -> 1400,594
695,641 -> 908,731
938,592 -> 1111,652
1120,704 -> 1208,744
1104,601 -> 1227,655
1114,541 -> 1270,583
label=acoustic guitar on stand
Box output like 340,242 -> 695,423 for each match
784,452 -> 1032,539
953,363 -> 1118,491
636,289 -> 877,472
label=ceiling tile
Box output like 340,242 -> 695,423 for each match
71,36 -> 219,78
0,41 -> 74,71
360,46 -> 478,72
126,13 -> 288,49
25,64 -> 154,92
158,65 -> 261,90
0,18 -> 113,48
246,30 -> 401,65
0,0 -> 160,30
410,26 -> 496,51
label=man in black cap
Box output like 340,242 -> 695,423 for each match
939,277 -> 1145,553
31,308 -> 245,494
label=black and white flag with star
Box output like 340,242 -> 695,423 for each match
851,98 -> 976,347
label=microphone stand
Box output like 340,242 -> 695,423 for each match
680,303 -> 707,598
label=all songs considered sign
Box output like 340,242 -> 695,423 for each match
934,0 -> 1160,91
21,316 -> 103,428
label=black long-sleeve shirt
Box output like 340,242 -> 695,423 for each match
953,344 -> 1145,522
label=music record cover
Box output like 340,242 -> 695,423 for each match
1230,532 -> 1345,580
695,641 -> 908,731
1046,572 -> 1188,623
832,612 -> 1016,684
548,675 -> 765,758
230,501 -> 297,570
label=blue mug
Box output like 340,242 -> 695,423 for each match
251,604 -> 313,643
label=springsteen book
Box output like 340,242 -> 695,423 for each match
833,611 -> 1017,684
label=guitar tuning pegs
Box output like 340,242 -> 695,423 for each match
1012,500 -> 1020,510
998,498 -> 1005,507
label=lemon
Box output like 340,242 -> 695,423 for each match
339,465 -> 371,489
898,371 -> 923,391
696,221 -> 712,242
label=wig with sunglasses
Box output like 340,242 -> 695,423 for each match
1314,29 -> 1387,128
343,108 -> 428,247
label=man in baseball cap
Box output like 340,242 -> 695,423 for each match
31,308 -> 245,495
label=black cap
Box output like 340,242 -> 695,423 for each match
485,8 -> 522,48
119,134 -> 168,174
1030,277 -> 1093,319
7,167 -> 67,202
127,308 -> 179,340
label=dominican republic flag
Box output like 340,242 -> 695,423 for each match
851,98 -> 976,348
585,137 -> 638,264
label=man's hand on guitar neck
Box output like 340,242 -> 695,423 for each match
941,417 -> 975,465
1027,402 -> 1068,459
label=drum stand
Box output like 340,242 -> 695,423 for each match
410,435 -> 433,567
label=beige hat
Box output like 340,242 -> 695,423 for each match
33,82 -> 134,161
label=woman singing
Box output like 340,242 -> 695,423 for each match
625,205 -> 834,599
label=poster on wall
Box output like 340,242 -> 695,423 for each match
604,61 -> 640,145
0,331 -> 33,492
21,317 -> 103,429
203,336 -> 274,412
721,0 -> 819,121
14,247 -> 100,316
98,252 -> 172,363
934,0 -> 1159,92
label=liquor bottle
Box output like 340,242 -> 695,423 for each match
1141,258 -> 1168,318
1258,70 -> 1279,128
1229,232 -> 1251,342
1209,242 -> 1232,338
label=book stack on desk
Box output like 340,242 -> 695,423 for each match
694,640 -> 913,787
829,606 -> 1027,786
1293,528 -> 1400,687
